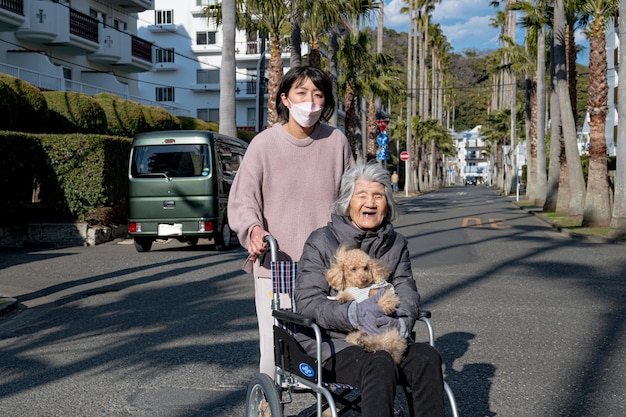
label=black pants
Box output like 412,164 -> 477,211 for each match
323,343 -> 445,417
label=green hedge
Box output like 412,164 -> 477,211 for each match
43,91 -> 108,134
0,74 -> 49,132
0,131 -> 131,226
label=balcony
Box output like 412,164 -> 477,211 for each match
147,23 -> 177,33
106,0 -> 152,13
15,2 -> 98,55
87,26 -> 122,64
190,82 -> 220,93
0,0 -> 25,31
111,35 -> 153,72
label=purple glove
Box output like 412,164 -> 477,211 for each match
348,290 -> 386,334
375,315 -> 409,338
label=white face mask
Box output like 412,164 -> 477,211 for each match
288,99 -> 324,128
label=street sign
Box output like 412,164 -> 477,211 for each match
400,151 -> 409,161
376,119 -> 390,133
376,133 -> 389,146
377,147 -> 390,161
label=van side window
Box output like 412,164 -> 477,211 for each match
131,145 -> 210,178
217,143 -> 243,176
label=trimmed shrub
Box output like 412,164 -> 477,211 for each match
142,105 -> 182,131
177,116 -> 215,131
43,91 -> 108,134
0,74 -> 49,132
94,93 -> 147,136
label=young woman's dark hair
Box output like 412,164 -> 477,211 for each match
275,66 -> 336,123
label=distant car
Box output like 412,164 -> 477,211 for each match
465,176 -> 477,186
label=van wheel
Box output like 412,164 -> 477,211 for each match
134,238 -> 153,252
215,222 -> 232,251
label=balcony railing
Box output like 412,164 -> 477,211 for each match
131,35 -> 152,62
0,61 -> 190,117
0,0 -> 23,15
69,9 -> 98,43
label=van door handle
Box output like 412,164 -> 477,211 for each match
163,201 -> 175,209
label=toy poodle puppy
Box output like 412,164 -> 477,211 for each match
326,246 -> 407,363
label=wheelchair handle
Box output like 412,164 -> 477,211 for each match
262,234 -> 278,263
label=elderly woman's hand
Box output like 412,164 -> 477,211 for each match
348,291 -> 386,334
375,316 -> 409,338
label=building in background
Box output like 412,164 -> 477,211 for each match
0,0 -> 190,113
136,0 -> 308,130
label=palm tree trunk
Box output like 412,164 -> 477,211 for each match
553,0 -> 585,217
583,14 -> 611,227
544,38 -> 561,212
219,0 -> 237,137
266,34 -> 284,126
608,0 -> 626,238
290,2 -> 302,68
535,24 -> 547,206
527,79 -> 538,202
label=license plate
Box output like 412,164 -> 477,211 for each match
158,223 -> 183,236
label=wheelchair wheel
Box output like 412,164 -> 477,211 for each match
245,374 -> 282,417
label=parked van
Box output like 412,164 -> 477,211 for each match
128,130 -> 248,252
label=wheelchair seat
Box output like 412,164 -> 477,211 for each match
245,235 -> 459,417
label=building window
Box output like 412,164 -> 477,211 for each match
197,0 -> 219,5
197,108 -> 219,122
196,69 -> 219,84
155,10 -> 173,25
155,48 -> 175,63
156,87 -> 175,102
113,19 -> 126,31
196,31 -> 217,45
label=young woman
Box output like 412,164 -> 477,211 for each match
228,66 -> 354,376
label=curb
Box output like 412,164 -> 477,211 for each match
516,205 -> 624,245
0,297 -> 18,318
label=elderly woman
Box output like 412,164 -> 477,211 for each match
294,163 -> 445,417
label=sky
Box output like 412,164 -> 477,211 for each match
380,0 -> 590,63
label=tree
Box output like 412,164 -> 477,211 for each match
218,0 -> 237,137
338,31 -> 370,160
608,0 -> 626,238
580,0 -> 618,227
553,0 -> 586,217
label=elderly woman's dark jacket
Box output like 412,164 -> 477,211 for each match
294,213 -> 421,363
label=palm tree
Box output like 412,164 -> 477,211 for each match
238,0 -> 290,126
608,0 -> 626,238
510,0 -> 550,205
204,0 -> 290,127
362,53 -> 405,159
218,0 -> 237,137
290,0 -> 302,68
579,0 -> 618,227
338,31 -> 370,160
553,0 -> 586,217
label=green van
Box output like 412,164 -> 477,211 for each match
127,130 -> 248,252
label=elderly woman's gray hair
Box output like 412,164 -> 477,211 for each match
331,163 -> 399,222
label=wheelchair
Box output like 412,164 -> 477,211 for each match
245,236 -> 459,417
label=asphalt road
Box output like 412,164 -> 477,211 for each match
1,185 -> 624,417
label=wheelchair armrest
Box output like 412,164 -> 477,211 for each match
272,309 -> 316,327
418,310 -> 432,319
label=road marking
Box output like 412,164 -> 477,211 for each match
462,218 -> 511,228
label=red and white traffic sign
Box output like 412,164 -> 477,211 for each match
376,119 -> 390,133
400,151 -> 409,161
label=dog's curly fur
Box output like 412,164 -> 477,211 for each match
326,246 -> 407,363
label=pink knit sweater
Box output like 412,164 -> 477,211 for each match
228,123 -> 354,262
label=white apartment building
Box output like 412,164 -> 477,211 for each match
0,0 -> 192,113
137,0 -> 308,130
0,0 -> 303,129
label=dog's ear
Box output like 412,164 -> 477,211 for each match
369,258 -> 391,283
326,246 -> 348,290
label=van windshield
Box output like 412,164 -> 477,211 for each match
131,144 -> 210,178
